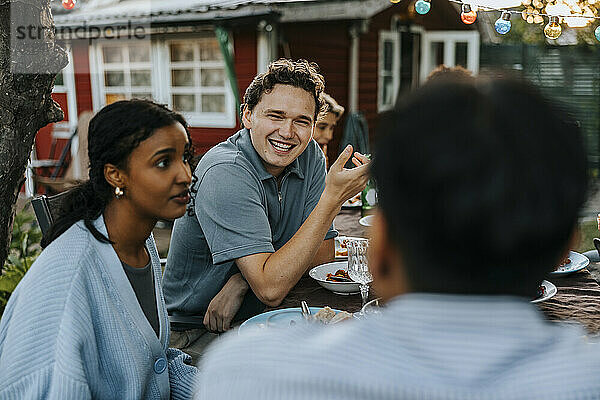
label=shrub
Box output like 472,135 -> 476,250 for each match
0,209 -> 42,317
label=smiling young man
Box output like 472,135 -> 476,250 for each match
162,59 -> 370,363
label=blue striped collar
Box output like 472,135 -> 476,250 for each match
381,292 -> 554,333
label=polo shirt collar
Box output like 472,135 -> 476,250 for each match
238,128 -> 304,181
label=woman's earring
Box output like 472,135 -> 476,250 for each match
114,187 -> 124,199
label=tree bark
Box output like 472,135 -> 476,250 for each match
0,0 -> 66,270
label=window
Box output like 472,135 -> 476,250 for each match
52,46 -> 77,139
420,31 -> 480,82
90,35 -> 236,128
378,31 -> 400,112
97,42 -> 154,105
167,39 -> 230,118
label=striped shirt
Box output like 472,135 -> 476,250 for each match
196,294 -> 600,399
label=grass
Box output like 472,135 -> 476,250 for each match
576,219 -> 598,253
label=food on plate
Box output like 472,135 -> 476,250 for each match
346,193 -> 361,206
326,269 -> 353,282
313,306 -> 336,323
335,236 -> 349,258
313,307 -> 353,324
535,284 -> 546,300
329,311 -> 353,324
555,256 -> 571,271
335,248 -> 348,257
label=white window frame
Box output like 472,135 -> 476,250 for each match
160,38 -> 236,128
52,46 -> 78,139
90,39 -> 157,110
89,35 -> 236,128
419,31 -> 480,83
378,30 -> 401,113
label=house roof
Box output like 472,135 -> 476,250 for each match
53,0 -> 393,27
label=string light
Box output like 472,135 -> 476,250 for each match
495,11 -> 512,34
461,4 -> 478,23
415,0 -> 432,15
390,0 -> 600,41
544,16 -> 562,39
62,0 -> 76,10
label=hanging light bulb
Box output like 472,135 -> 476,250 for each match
595,25 -> 600,42
390,0 -> 401,3
415,0 -> 431,14
62,0 -> 76,10
460,4 -> 478,24
495,11 -> 512,34
544,16 -> 562,39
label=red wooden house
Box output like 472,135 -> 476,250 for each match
30,0 -> 479,194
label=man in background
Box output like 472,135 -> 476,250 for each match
195,77 -> 600,398
313,92 -> 344,167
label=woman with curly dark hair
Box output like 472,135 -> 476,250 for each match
0,99 -> 198,399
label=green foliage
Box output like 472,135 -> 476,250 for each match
0,209 -> 42,317
499,18 -> 547,45
498,17 -> 600,46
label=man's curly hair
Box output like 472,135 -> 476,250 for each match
242,58 -> 325,121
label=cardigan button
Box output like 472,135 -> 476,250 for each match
154,357 -> 167,374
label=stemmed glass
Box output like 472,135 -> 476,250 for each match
347,238 -> 372,316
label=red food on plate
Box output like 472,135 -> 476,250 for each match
535,284 -> 546,299
555,257 -> 571,271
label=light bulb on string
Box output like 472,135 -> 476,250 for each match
62,0 -> 76,10
494,11 -> 512,34
595,25 -> 600,42
415,0 -> 431,15
390,0 -> 401,3
460,4 -> 478,24
544,16 -> 562,39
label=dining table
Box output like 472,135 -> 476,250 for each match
268,208 -> 600,335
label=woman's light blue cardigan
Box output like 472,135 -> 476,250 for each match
0,217 -> 198,399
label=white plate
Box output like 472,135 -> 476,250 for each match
342,193 -> 362,208
238,306 -> 343,334
531,280 -> 557,303
309,261 -> 360,295
359,215 -> 374,227
550,251 -> 589,275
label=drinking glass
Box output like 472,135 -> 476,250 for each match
347,238 -> 372,316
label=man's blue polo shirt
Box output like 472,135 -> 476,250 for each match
162,128 -> 338,325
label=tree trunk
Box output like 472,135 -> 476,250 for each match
0,0 -> 66,270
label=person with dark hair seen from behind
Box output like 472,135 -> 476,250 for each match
313,92 -> 345,167
195,77 -> 600,399
162,59 -> 369,363
0,99 -> 198,399
426,64 -> 474,83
